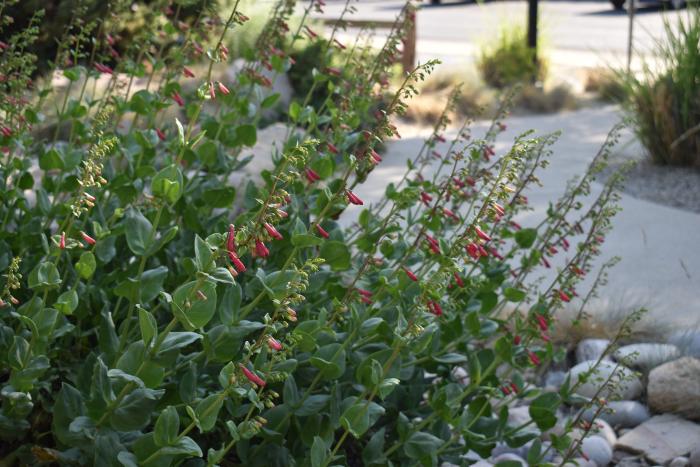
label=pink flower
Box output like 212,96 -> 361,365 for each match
239,364 -> 266,387
227,224 -> 236,253
217,82 -> 230,95
59,232 -> 66,249
316,224 -> 329,238
326,142 -> 339,154
264,222 -> 283,240
474,226 -> 491,242
528,350 -> 541,366
369,149 -> 382,164
255,239 -> 270,258
536,315 -> 548,332
228,252 -> 246,273
357,288 -> 372,298
155,128 -> 166,141
509,221 -> 521,230
209,82 -> 216,99
346,190 -> 363,206
466,242 -> 480,260
514,335 -> 522,345
420,192 -> 433,206
80,231 -> 96,246
183,67 -> 195,78
558,290 -> 571,302
453,272 -> 464,288
171,92 -> 184,107
94,63 -> 113,74
427,300 -> 443,316
305,168 -> 320,183
267,337 -> 283,351
402,267 -> 418,282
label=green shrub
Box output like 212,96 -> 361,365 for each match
477,23 -> 546,89
619,7 -> 700,166
0,0 -> 624,465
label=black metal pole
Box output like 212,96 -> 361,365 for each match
527,0 -> 539,81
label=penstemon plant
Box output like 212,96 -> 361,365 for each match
0,0 -> 627,466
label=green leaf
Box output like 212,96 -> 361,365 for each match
291,233 -> 323,248
124,208 -> 153,255
194,235 -> 214,273
171,280 -> 218,330
28,261 -> 62,291
138,307 -> 157,347
529,393 -> 561,430
515,228 -> 537,248
55,289 -> 79,315
75,251 -> 96,279
151,165 -> 184,204
235,124 -> 257,147
310,343 -> 346,380
110,388 -> 164,431
8,336 -> 30,370
310,436 -> 327,467
154,406 -> 180,447
404,432 -> 442,460
39,148 -> 64,170
340,400 -> 385,438
289,101 -> 301,122
140,266 -> 168,303
175,118 -> 185,146
195,394 -> 223,432
503,287 -> 527,302
320,241 -> 351,271
296,394 -> 330,416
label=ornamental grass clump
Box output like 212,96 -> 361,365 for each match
0,0 -> 626,465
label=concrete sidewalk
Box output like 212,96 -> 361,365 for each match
348,105 -> 700,329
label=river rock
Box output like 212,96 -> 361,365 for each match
669,330 -> 700,358
616,414 -> 700,465
592,419 -> 617,446
690,446 -> 700,467
567,360 -> 643,401
491,453 -> 527,466
544,370 -> 567,391
670,457 -> 689,467
581,435 -> 613,466
614,343 -> 680,372
647,357 -> 700,420
582,400 -> 651,428
577,339 -> 612,363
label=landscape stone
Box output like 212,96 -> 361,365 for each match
616,414 -> 700,465
592,419 -> 617,446
577,339 -> 612,363
690,446 -> 700,467
669,457 -> 690,467
567,360 -> 643,401
544,370 -> 567,390
669,331 -> 700,358
647,357 -> 700,420
581,435 -> 613,466
614,343 -> 680,373
491,453 -> 527,466
582,400 -> 651,428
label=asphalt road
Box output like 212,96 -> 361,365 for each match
311,0 -> 686,66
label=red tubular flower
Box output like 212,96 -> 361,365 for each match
333,38 -> 346,49
316,224 -> 329,239
443,207 -> 458,220
425,235 -> 440,255
171,92 -> 184,107
558,290 -> 571,302
239,364 -> 266,387
492,202 -> 505,216
267,337 -> 283,351
0,41 -> 8,50
94,63 -> 113,74
420,192 -> 433,206
561,238 -> 570,251
1,126 -> 12,137
403,267 -> 418,282
541,333 -> 551,343
326,142 -> 338,154
80,231 -> 96,246
228,252 -> 246,273
452,176 -> 465,188
155,128 -> 166,141
183,67 -> 195,78
360,296 -> 372,304
427,300 -> 443,316
465,176 -> 476,187
548,246 -> 558,255
255,239 -> 270,258
528,350 -> 541,366
488,247 -> 503,260
514,335 -> 522,345
536,314 -> 548,332
217,82 -> 230,95
453,272 -> 464,288
264,222 -> 283,240
501,385 -> 511,396
305,168 -> 321,183
325,67 -> 341,77
474,226 -> 491,242
192,41 -> 204,55
509,221 -> 521,230
436,134 -> 446,143
477,244 -> 489,258
466,243 -> 480,260
209,82 -> 216,99
357,288 -> 372,298
346,190 -> 363,206
227,224 -> 236,253
303,25 -> 318,38
370,149 -> 382,164
510,382 -> 519,393
541,257 -> 551,269
59,232 -> 66,249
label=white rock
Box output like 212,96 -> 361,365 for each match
670,457 -> 690,467
669,330 -> 700,358
616,414 -> 700,465
576,339 -> 612,363
544,370 -> 567,390
591,419 -> 617,446
614,343 -> 680,373
581,400 -> 651,428
567,360 -> 643,401
581,435 -> 613,466
467,461 -> 493,467
491,453 -> 527,466
508,406 -> 531,427
647,357 -> 700,420
690,446 -> 700,467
